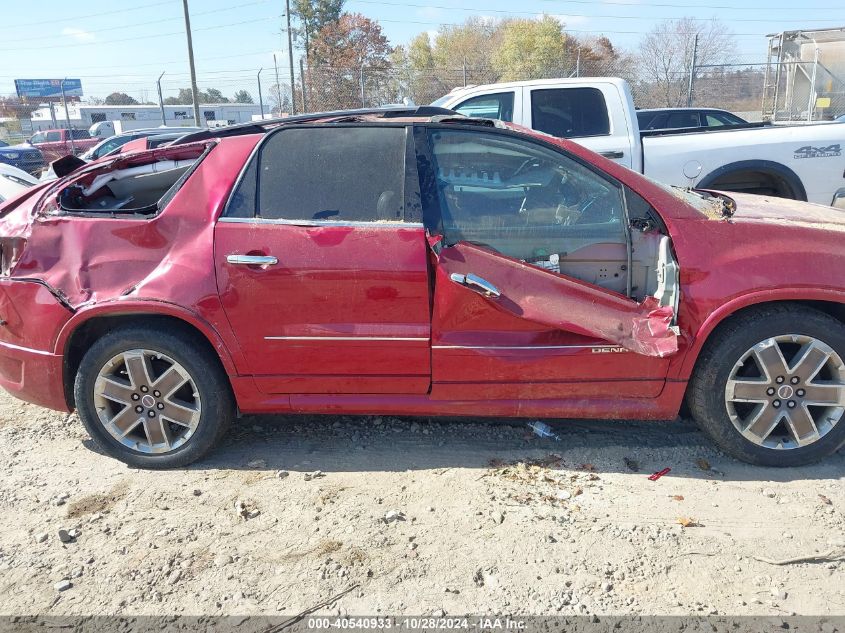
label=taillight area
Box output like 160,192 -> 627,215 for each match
0,237 -> 26,276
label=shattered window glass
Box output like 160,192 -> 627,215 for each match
429,129 -> 629,292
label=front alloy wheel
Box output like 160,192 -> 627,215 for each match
725,335 -> 845,450
689,305 -> 845,466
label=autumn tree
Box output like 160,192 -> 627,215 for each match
104,92 -> 139,105
492,16 -> 568,81
638,17 -> 735,107
308,12 -> 391,109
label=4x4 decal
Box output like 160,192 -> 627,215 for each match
794,144 -> 841,159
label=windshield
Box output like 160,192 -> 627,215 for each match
430,95 -> 453,107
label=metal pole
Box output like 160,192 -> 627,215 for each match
181,0 -> 202,127
61,78 -> 76,155
463,59 -> 467,87
686,34 -> 699,108
360,65 -> 366,107
273,53 -> 282,115
257,68 -> 265,118
49,102 -> 57,128
300,57 -> 307,112
286,0 -> 297,115
576,49 -> 581,77
157,72 -> 167,126
807,42 -> 820,122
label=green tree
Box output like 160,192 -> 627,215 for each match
233,90 -> 254,104
492,16 -> 568,81
203,88 -> 229,103
292,0 -> 345,57
104,92 -> 139,106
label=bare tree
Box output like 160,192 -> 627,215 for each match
638,17 -> 735,107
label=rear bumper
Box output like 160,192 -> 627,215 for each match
0,279 -> 73,412
0,340 -> 69,411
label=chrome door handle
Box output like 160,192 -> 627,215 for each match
450,272 -> 501,298
600,150 -> 624,159
227,254 -> 278,266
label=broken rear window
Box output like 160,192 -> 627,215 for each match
53,144 -> 209,216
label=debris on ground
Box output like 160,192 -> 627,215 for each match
527,421 -> 561,441
649,467 -> 672,481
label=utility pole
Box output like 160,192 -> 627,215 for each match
181,0 -> 202,127
273,53 -> 282,115
257,68 -> 265,118
686,33 -> 699,108
157,72 -> 167,126
285,0 -> 297,114
300,57 -> 307,112
60,78 -> 76,154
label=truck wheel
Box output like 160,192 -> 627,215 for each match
73,325 -> 234,469
688,305 -> 845,466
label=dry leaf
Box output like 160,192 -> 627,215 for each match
579,463 -> 596,472
819,494 -> 833,506
677,517 -> 700,528
696,458 -> 711,471
573,487 -> 584,497
672,495 -> 685,501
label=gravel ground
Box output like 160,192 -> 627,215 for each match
0,390 -> 843,617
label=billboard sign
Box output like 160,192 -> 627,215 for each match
14,79 -> 83,99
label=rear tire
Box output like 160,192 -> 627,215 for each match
688,304 -> 845,466
74,325 -> 234,469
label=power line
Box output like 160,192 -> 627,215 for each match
5,0 -> 174,28
350,0 -> 845,20
0,0 -> 273,45
0,15 -> 283,52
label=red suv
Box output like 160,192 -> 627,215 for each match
1,108 -> 844,468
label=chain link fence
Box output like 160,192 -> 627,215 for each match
2,55 -> 843,146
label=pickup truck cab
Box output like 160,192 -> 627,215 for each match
29,128 -> 100,163
433,78 -> 845,207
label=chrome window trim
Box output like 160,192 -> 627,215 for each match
219,217 -> 423,229
432,344 -> 624,350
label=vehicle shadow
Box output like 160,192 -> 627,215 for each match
179,413 -> 845,482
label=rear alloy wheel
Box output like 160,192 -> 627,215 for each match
93,349 -> 202,454
74,325 -> 233,469
689,306 -> 845,466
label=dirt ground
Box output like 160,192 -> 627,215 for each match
0,390 -> 843,618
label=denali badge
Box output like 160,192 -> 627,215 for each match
592,346 -> 628,354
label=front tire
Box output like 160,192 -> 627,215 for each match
74,325 -> 234,469
688,305 -> 845,466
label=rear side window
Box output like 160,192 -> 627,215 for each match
45,131 -> 61,142
227,126 -> 407,222
453,92 -> 514,121
531,88 -> 610,138
666,111 -> 700,128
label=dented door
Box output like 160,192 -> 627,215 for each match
422,126 -> 677,400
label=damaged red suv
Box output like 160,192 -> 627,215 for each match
1,107 -> 844,468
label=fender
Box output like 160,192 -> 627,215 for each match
673,286 -> 845,380
697,159 -> 807,201
54,298 -> 244,377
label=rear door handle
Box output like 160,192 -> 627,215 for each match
227,254 -> 278,266
600,150 -> 625,159
450,272 -> 501,298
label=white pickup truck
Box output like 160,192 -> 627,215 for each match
432,77 -> 845,207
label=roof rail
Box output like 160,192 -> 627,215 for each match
172,106 -> 460,145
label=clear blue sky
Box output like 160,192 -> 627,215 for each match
0,0 -> 842,101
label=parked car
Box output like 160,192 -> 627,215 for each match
29,128 -> 100,162
636,108 -> 748,131
433,78 -> 845,207
836,114 -> 845,123
0,141 -> 45,175
0,162 -> 37,203
81,127 -> 204,162
2,107 -> 845,469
